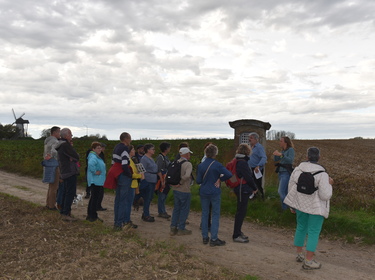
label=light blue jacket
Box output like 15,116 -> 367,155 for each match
87,151 -> 106,186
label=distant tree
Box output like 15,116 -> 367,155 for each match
40,128 -> 51,139
79,134 -> 108,141
0,123 -> 19,139
267,130 -> 296,140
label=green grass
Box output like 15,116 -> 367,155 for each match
13,185 -> 30,191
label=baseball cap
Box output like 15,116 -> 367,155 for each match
179,147 -> 193,154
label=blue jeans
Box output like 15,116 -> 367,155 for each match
114,174 -> 132,227
278,171 -> 291,210
294,210 -> 324,252
120,174 -> 134,224
158,192 -> 168,214
200,193 -> 221,240
60,175 -> 77,216
139,180 -> 156,217
171,190 -> 191,230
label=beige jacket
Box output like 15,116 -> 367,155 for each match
171,157 -> 193,193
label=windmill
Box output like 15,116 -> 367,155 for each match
12,109 -> 29,138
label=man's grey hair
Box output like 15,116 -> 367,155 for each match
307,147 -> 320,162
249,132 -> 259,141
60,128 -> 71,139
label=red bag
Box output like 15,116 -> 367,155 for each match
225,158 -> 247,188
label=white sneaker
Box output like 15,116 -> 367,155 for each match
296,252 -> 304,262
303,259 -> 322,270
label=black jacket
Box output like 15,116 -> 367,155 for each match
235,154 -> 257,194
56,139 -> 80,179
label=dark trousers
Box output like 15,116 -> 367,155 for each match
61,175 -> 77,216
97,186 -> 104,209
252,168 -> 264,199
233,191 -> 250,238
86,185 -> 91,196
87,184 -> 101,219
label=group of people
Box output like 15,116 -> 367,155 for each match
42,128 -> 333,270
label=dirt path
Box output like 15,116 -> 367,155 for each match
0,170 -> 374,280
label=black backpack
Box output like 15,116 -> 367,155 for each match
166,159 -> 186,185
297,170 -> 325,194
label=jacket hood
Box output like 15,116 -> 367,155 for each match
235,154 -> 249,161
297,161 -> 325,173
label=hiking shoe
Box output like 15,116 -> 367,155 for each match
61,214 -> 77,222
158,213 -> 171,219
210,238 -> 226,247
240,232 -> 248,239
124,221 -> 138,229
296,253 -> 305,262
302,259 -> 322,270
113,225 -> 123,231
233,236 -> 249,243
86,216 -> 103,222
142,215 -> 155,222
86,216 -> 96,222
177,229 -> 192,236
170,227 -> 178,236
203,237 -> 210,245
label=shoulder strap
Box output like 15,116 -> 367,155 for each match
203,161 -> 215,181
312,170 -> 325,176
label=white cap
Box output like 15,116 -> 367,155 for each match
179,147 -> 193,155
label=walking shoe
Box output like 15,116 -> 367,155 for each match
170,227 -> 178,236
302,259 -> 322,270
97,207 -> 107,211
124,221 -> 138,229
61,214 -> 77,222
113,225 -> 123,231
177,229 -> 192,236
203,237 -> 210,245
84,193 -> 90,199
240,232 -> 248,239
158,213 -> 171,219
233,236 -> 249,243
210,238 -> 226,247
296,252 -> 305,262
86,216 -> 96,222
86,216 -> 104,223
142,215 -> 155,222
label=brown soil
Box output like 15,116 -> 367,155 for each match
0,170 -> 374,280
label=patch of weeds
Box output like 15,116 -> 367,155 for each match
99,250 -> 107,258
13,185 -> 30,191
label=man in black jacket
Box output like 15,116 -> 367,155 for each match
56,128 -> 80,221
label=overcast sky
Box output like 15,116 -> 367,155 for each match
1,0 -> 374,140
